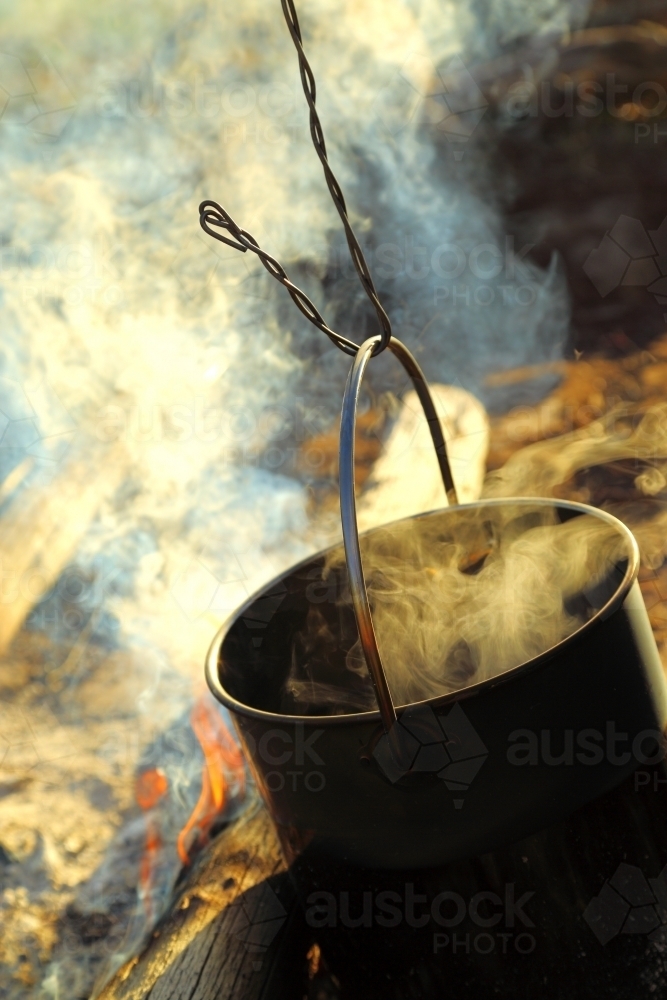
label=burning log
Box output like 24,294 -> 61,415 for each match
486,332 -> 667,469
96,805 -> 306,1000
299,384 -> 489,527
0,439 -> 128,656
357,384 -> 489,529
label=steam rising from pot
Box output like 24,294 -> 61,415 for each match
284,503 -> 630,712
486,403 -> 667,570
286,398 -> 667,715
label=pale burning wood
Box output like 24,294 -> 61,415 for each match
0,440 -> 128,656
357,385 -> 489,530
97,805 -> 305,1000
299,385 -> 489,525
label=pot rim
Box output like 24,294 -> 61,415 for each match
205,497 -> 640,726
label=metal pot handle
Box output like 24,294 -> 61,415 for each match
339,335 -> 459,733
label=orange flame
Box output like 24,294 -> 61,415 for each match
135,767 -> 169,924
177,696 -> 246,865
135,767 -> 168,810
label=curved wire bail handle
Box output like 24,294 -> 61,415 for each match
339,336 -> 459,734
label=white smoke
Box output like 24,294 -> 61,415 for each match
0,0 -> 582,672
0,0 -> 592,993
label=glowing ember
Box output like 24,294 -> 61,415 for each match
177,697 -> 246,865
135,768 -> 169,811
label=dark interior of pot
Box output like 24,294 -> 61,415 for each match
219,500 -> 634,718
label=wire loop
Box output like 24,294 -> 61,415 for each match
198,0 -> 393,358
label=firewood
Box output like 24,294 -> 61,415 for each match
299,385 -> 489,529
486,335 -> 667,470
0,439 -> 127,656
357,385 -> 489,530
96,803 -> 306,1000
298,406 -> 386,487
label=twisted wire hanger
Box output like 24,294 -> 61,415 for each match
199,0 -> 392,358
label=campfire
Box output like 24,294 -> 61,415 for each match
3,0 -> 667,998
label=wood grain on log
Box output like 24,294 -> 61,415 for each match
97,803 -> 305,1000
